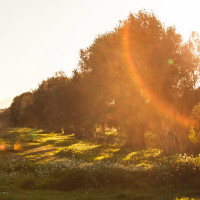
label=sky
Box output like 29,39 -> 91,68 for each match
1,0 -> 200,101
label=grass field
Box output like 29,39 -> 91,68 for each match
0,127 -> 200,199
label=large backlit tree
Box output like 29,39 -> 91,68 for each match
78,10 -> 200,152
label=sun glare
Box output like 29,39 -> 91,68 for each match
14,142 -> 22,151
122,21 -> 193,128
0,144 -> 5,151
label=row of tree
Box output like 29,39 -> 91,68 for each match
3,10 -> 200,154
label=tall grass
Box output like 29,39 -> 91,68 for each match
0,127 -> 200,199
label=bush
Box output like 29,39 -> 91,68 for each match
19,176 -> 37,190
189,127 -> 200,152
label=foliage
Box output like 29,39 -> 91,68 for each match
0,108 -> 10,127
0,128 -> 200,199
9,92 -> 33,127
6,10 -> 200,154
188,127 -> 200,154
78,10 -> 200,152
191,102 -> 200,131
189,127 -> 199,145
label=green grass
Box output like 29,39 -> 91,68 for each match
0,127 -> 200,199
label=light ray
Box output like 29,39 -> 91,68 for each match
122,22 -> 194,128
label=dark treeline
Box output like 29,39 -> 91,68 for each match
3,10 -> 200,154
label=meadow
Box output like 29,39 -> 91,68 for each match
0,127 -> 200,200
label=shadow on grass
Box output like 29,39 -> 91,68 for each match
22,154 -> 59,163
21,147 -> 58,156
54,142 -> 126,162
54,138 -> 78,147
40,140 -> 57,146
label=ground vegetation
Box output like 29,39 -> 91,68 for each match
6,10 -> 200,154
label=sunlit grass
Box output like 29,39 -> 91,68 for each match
1,127 -> 200,199
122,148 -> 162,162
57,141 -> 100,157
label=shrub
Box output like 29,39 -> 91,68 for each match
19,176 -> 37,190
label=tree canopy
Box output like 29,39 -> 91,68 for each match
8,10 -> 200,154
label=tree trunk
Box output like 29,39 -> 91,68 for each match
124,124 -> 146,149
159,124 -> 191,154
95,129 -> 98,142
102,124 -> 106,142
116,127 -> 122,143
119,130 -> 121,143
74,126 -> 83,138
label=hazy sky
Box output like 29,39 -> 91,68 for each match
1,0 -> 200,101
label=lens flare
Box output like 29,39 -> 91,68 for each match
31,132 -> 36,138
168,59 -> 174,65
14,142 -> 22,151
0,144 -> 6,151
122,22 -> 193,128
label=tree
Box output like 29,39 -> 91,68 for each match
9,92 -> 33,126
28,71 -> 69,130
0,108 -> 10,127
78,10 -> 200,152
46,70 -> 87,136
